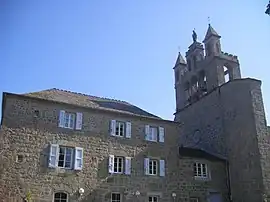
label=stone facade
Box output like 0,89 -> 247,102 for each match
1,24 -> 269,202
0,93 -> 228,202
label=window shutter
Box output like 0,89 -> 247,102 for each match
74,147 -> 83,170
144,158 -> 149,175
58,110 -> 65,128
145,125 -> 150,140
159,159 -> 165,177
110,120 -> 116,136
158,127 -> 165,143
125,122 -> 131,138
125,157 -> 132,175
75,112 -> 83,130
108,155 -> 114,173
48,144 -> 59,168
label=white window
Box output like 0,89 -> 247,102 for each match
64,113 -> 75,129
110,120 -> 131,138
190,198 -> 199,202
113,156 -> 124,173
144,158 -> 165,176
108,155 -> 131,175
148,196 -> 158,202
193,162 -> 208,178
115,121 -> 125,137
49,144 -> 83,170
59,110 -> 83,130
145,125 -> 165,143
111,193 -> 121,202
149,159 -> 158,175
54,192 -> 68,202
58,147 -> 73,169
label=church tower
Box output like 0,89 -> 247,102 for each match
174,24 -> 242,114
173,24 -> 270,202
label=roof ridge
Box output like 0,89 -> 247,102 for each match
52,88 -> 131,105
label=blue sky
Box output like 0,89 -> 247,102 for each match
1,0 -> 270,122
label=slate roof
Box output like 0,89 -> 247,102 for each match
23,88 -> 161,119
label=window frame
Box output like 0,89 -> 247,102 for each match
54,192 -> 68,202
149,126 -> 158,142
148,196 -> 158,202
115,121 -> 125,137
58,146 -> 74,169
149,159 -> 158,175
63,112 -> 76,129
113,156 -> 124,174
111,192 -> 121,202
193,162 -> 208,179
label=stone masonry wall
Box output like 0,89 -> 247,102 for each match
0,94 -> 228,202
175,78 -> 268,202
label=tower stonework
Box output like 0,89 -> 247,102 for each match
174,25 -> 270,202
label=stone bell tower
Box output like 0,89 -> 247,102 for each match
174,24 -> 270,202
174,25 -> 242,115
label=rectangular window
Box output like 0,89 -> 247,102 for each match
58,147 -> 73,169
149,196 -> 158,202
64,112 -> 75,129
115,121 -> 125,137
193,162 -> 208,178
111,193 -> 121,202
149,159 -> 158,175
149,126 -> 158,142
114,157 -> 124,173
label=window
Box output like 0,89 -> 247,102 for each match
223,66 -> 230,83
59,110 -> 83,130
111,193 -> 121,202
149,159 -> 158,175
58,147 -> 73,169
115,121 -> 125,137
149,126 -> 158,142
54,192 -> 68,202
113,156 -> 124,173
190,198 -> 199,202
193,162 -> 208,178
110,120 -> 131,138
149,196 -> 158,202
64,113 -> 75,129
49,144 -> 83,170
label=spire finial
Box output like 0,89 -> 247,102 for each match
207,16 -> 211,25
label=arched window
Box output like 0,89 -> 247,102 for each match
223,66 -> 229,83
54,192 -> 68,202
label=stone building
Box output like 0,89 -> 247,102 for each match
0,24 -> 269,202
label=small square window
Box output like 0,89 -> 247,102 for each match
193,162 -> 208,179
16,155 -> 24,163
149,159 -> 158,175
113,156 -> 124,173
111,193 -> 121,202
